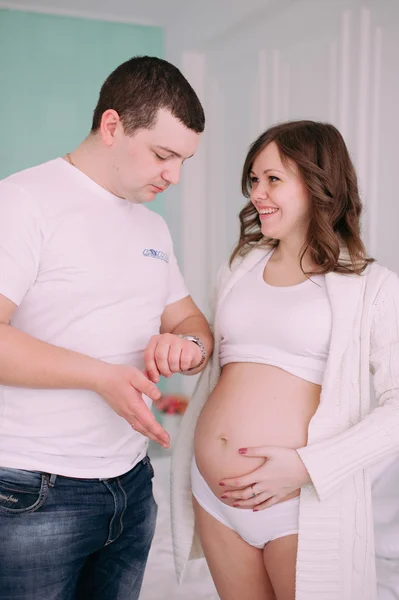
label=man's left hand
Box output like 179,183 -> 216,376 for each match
144,333 -> 202,383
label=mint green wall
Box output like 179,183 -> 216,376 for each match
0,9 -> 165,215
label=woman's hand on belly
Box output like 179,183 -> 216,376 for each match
218,445 -> 311,510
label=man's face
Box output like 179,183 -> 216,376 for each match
109,108 -> 201,203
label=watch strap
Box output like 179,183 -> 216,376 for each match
178,334 -> 206,371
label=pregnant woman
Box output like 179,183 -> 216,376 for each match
171,120 -> 399,600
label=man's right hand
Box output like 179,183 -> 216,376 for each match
0,298 -> 170,448
95,364 -> 170,448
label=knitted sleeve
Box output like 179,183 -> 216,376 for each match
297,272 -> 399,501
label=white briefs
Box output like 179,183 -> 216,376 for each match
191,457 -> 299,547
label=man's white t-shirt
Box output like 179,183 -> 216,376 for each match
0,158 -> 189,478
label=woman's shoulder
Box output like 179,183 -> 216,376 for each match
216,243 -> 274,282
366,262 -> 399,313
214,254 -> 242,286
367,261 -> 398,287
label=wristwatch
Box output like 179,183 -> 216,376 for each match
178,335 -> 207,371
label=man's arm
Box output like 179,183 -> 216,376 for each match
144,295 -> 213,382
0,293 -> 104,390
0,293 -> 169,447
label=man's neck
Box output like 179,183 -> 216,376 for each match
65,136 -> 117,196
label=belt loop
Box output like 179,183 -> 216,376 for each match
49,473 -> 57,487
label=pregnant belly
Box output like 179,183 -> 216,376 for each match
194,363 -> 321,506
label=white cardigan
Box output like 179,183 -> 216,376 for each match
171,247 -> 399,600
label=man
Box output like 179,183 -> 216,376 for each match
0,56 -> 213,600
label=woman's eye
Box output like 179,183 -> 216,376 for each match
155,153 -> 168,161
269,175 -> 280,183
249,176 -> 258,185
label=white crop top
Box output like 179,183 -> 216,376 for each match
219,251 -> 332,384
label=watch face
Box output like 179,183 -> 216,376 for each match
181,335 -> 197,342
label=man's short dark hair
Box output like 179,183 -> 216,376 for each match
92,56 -> 205,135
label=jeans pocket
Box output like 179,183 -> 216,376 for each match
143,455 -> 155,479
0,468 -> 49,515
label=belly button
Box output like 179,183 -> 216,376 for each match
219,435 -> 229,443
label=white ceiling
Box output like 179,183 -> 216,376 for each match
0,0 -> 182,24
0,0 -> 272,42
0,0 -> 268,26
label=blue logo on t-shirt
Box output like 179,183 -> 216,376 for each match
143,249 -> 169,263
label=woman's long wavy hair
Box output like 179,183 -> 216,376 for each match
230,120 -> 374,274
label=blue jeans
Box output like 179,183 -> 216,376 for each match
0,455 -> 157,600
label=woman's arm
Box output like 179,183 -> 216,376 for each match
297,272 -> 399,501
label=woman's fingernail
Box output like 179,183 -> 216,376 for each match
238,448 -> 247,454
220,495 -> 227,499
253,509 -> 259,512
233,503 -> 239,508
219,482 -> 225,486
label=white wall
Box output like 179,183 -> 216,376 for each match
165,0 -> 399,321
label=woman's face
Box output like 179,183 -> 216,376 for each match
249,141 -> 311,244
